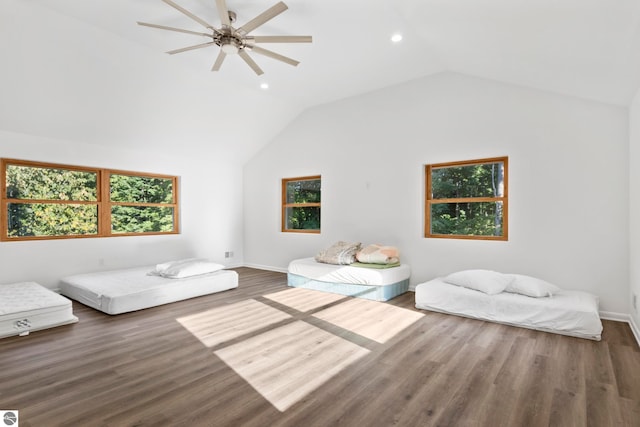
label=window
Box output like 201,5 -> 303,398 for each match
1,159 -> 179,241
425,157 -> 508,240
109,172 -> 177,234
282,175 -> 321,233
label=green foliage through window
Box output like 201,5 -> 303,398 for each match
286,180 -> 321,204
7,165 -> 97,201
426,157 -> 507,240
111,206 -> 174,234
282,176 -> 321,232
110,174 -> 173,204
431,163 -> 503,199
1,159 -> 179,240
285,207 -> 320,230
430,202 -> 503,237
8,203 -> 98,237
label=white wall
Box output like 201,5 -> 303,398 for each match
244,72 -> 629,314
630,91 -> 640,330
0,0 -> 276,290
0,0 -> 299,164
0,129 -> 244,289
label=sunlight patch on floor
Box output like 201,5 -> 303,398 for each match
176,299 -> 291,347
263,287 -> 346,312
214,320 -> 370,412
312,298 -> 424,343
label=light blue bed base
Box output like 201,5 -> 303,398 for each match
287,273 -> 409,301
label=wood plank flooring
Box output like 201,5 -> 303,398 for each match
1,267 -> 639,426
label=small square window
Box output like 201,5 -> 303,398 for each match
282,175 -> 321,233
425,157 -> 508,240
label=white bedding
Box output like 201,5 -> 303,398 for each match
0,282 -> 78,338
415,278 -> 603,340
288,257 -> 411,286
60,266 -> 238,315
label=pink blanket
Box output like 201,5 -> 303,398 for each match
356,244 -> 400,264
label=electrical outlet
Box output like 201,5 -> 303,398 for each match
225,251 -> 234,258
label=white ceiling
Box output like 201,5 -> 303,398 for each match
3,0 -> 640,159
35,0 -> 640,107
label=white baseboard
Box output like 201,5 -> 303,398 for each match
598,311 -> 640,348
224,262 -> 245,269
242,263 -> 288,273
599,311 -> 628,322
630,316 -> 640,348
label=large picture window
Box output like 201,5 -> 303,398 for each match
1,159 -> 179,241
425,157 -> 508,240
282,175 -> 321,233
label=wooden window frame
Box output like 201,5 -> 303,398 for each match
282,175 -> 321,234
1,158 -> 179,241
425,156 -> 508,241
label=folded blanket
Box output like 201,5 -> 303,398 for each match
351,261 -> 401,269
315,241 -> 362,265
356,244 -> 400,264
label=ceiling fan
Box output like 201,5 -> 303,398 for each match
138,0 -> 312,76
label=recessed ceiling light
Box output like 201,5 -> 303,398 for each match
260,83 -> 269,90
391,34 -> 403,43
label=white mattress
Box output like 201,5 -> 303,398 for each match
288,257 -> 411,286
415,278 -> 603,340
0,282 -> 78,339
59,266 -> 238,315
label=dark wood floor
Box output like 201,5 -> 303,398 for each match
1,267 -> 639,427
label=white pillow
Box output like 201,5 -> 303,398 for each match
152,258 -> 225,279
154,258 -> 201,273
443,269 -> 512,295
505,274 -> 561,297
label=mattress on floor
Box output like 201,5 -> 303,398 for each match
59,266 -> 238,315
415,278 -> 603,340
287,257 -> 411,301
0,282 -> 78,339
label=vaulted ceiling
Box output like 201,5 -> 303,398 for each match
2,0 -> 640,160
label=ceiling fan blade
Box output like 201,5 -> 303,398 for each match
137,22 -> 212,38
215,0 -> 231,27
167,42 -> 215,55
239,2 -> 288,34
250,45 -> 299,67
162,0 -> 214,29
238,50 -> 264,75
252,35 -> 312,43
212,50 -> 226,71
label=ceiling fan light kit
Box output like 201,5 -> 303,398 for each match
220,36 -> 240,54
138,0 -> 312,76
